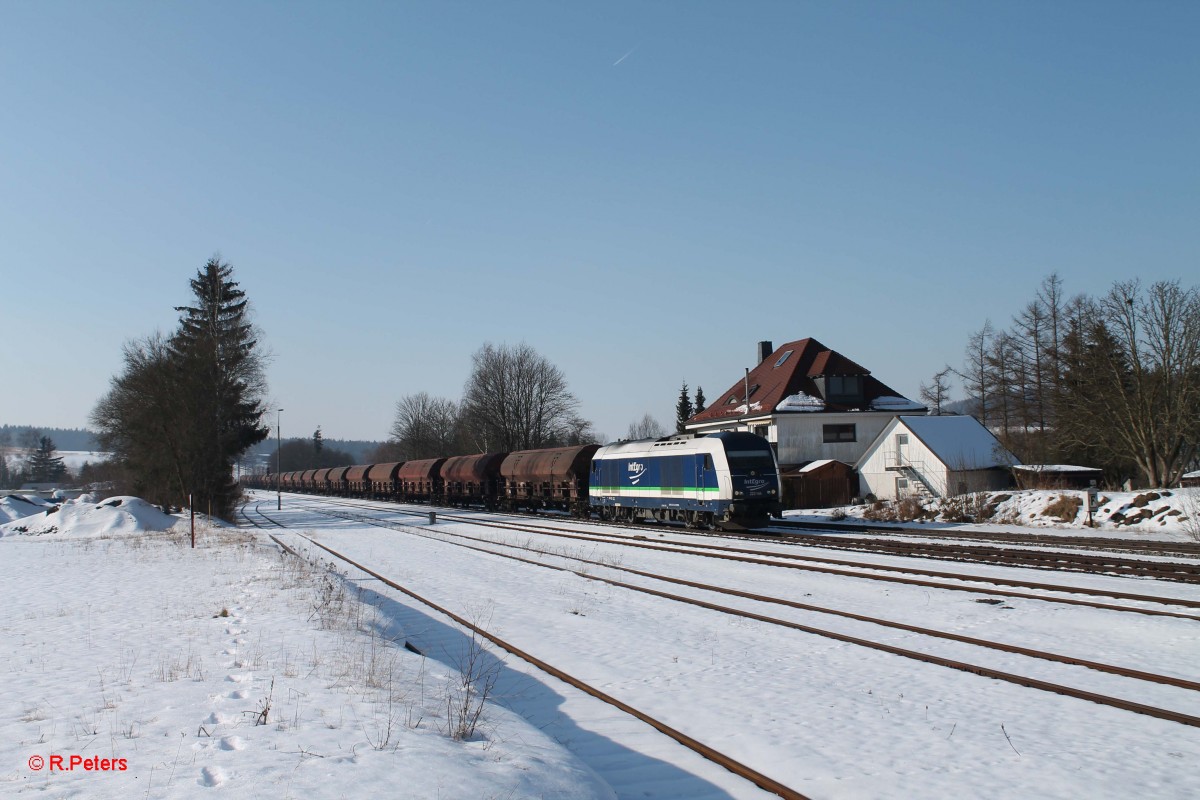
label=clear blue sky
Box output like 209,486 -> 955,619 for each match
3,1 -> 1197,446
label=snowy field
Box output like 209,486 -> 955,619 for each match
2,491 -> 1199,798
0,498 -> 610,799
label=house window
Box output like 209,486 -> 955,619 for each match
826,375 -> 863,400
774,350 -> 794,368
752,425 -> 768,439
823,424 -> 856,443
896,477 -> 909,495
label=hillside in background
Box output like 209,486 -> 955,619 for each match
0,425 -> 98,452
250,438 -> 383,465
3,426 -> 383,466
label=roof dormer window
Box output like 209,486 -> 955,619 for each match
817,375 -> 864,404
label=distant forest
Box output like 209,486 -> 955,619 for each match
249,437 -> 382,466
1,425 -> 99,452
2,425 -> 381,465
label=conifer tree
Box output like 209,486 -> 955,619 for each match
93,257 -> 269,519
169,258 -> 269,518
675,382 -> 693,433
693,386 -> 706,415
26,436 -> 67,483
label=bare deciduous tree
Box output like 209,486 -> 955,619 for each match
388,392 -> 461,459
459,342 -> 585,451
626,414 -> 665,440
956,320 -> 994,427
918,367 -> 953,415
1075,280 -> 1200,486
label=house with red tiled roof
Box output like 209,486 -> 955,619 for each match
685,338 -> 925,469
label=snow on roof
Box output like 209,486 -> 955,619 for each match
898,415 -> 1019,470
776,392 -> 825,412
728,401 -> 764,415
1014,465 -> 1103,473
1184,470 -> 1200,479
870,396 -> 925,411
798,459 -> 837,473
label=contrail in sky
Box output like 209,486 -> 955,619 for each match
613,47 -> 636,67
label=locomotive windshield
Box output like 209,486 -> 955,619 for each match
725,449 -> 776,471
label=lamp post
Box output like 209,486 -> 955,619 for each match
276,408 -> 284,510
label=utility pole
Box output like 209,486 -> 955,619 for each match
276,408 -> 284,511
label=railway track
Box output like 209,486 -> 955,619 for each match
243,495 -> 1200,735
238,499 -> 810,800
749,531 -> 1200,582
258,488 -> 1200,582
279,494 -> 1200,618
771,518 -> 1200,558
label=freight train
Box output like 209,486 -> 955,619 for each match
247,431 -> 782,530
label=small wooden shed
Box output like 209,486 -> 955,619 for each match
780,459 -> 855,509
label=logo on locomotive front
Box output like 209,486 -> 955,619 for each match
627,461 -> 647,485
742,477 -> 769,495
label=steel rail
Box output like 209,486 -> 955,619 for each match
278,493 -> 1200,620
770,519 -> 1200,556
296,503 -> 1200,694
284,530 -> 811,800
280,518 -> 1200,736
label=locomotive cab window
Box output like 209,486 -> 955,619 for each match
726,449 -> 775,471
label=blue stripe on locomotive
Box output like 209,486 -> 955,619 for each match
588,452 -> 728,513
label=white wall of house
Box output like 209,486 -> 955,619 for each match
857,418 -> 1013,500
774,412 -> 895,467
690,411 -> 899,467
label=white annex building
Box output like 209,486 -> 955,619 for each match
857,415 -> 1020,500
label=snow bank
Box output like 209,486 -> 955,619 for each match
0,495 -> 179,538
0,494 -> 55,525
787,488 -> 1200,540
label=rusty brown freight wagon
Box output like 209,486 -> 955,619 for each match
441,452 -> 508,508
500,444 -> 599,516
397,458 -> 446,503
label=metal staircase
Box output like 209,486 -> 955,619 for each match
882,450 -> 940,498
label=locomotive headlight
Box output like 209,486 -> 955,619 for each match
734,490 -> 743,497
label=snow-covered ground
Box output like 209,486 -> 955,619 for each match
0,498 -> 611,799
786,488 -> 1200,541
3,491 -> 1199,798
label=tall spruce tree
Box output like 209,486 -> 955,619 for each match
94,258 -> 269,519
693,386 -> 705,415
675,382 -> 693,433
169,258 -> 270,519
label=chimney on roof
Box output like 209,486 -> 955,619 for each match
757,341 -> 773,364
